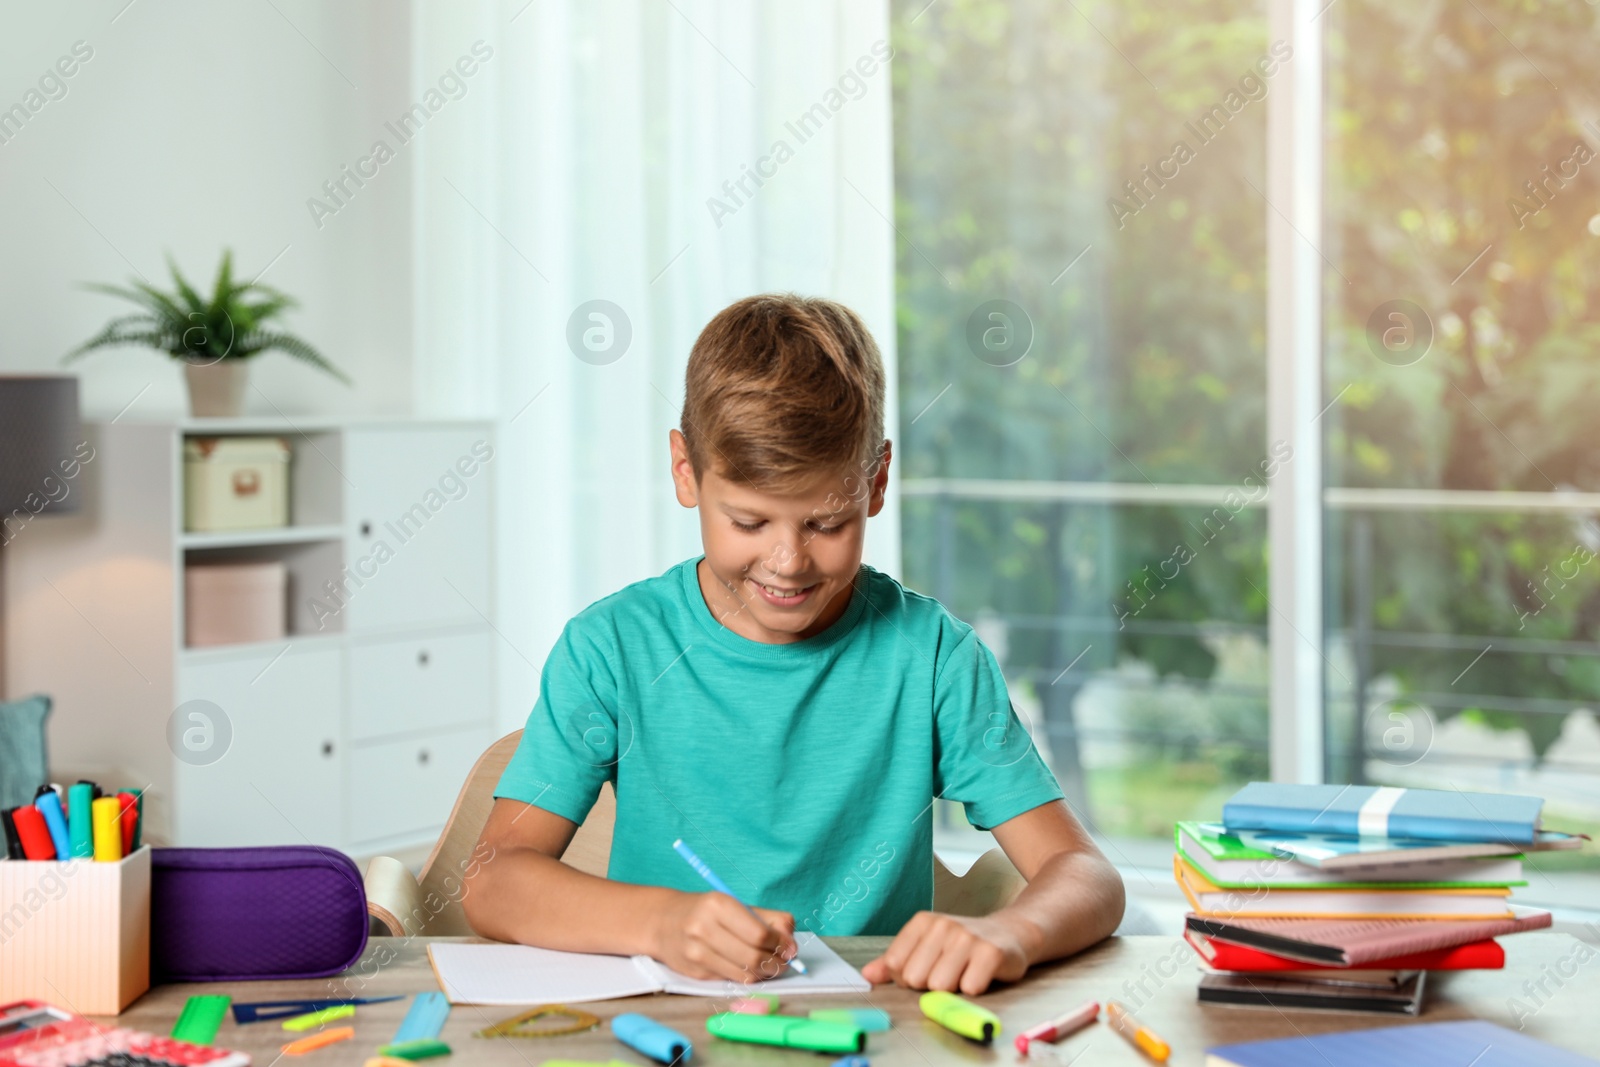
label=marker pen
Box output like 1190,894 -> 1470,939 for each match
920,991 -> 1001,1044
611,1013 -> 692,1065
34,789 -> 72,858
810,1009 -> 891,1032
91,796 -> 123,862
1,809 -> 24,860
67,782 -> 95,858
12,806 -> 56,860
705,1013 -> 864,1054
116,791 -> 138,855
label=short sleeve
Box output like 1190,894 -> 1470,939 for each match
932,630 -> 1065,831
493,619 -> 621,824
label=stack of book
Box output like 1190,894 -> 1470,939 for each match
1172,783 -> 1584,1014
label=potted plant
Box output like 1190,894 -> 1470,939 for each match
65,249 -> 349,417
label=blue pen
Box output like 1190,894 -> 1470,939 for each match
612,1012 -> 692,1065
671,838 -> 808,976
33,789 -> 72,860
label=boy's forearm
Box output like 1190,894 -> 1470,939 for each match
992,849 -> 1126,965
464,845 -> 677,954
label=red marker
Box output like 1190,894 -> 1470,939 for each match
12,805 -> 58,860
116,792 -> 139,855
1014,999 -> 1099,1054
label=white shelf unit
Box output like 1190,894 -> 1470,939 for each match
179,524 -> 344,550
4,416 -> 497,855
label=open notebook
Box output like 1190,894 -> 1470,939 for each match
427,932 -> 872,1005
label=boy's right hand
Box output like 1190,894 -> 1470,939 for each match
652,891 -> 798,983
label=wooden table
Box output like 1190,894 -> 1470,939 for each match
104,933 -> 1599,1065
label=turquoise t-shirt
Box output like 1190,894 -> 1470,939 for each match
494,556 -> 1064,936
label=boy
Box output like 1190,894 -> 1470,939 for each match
465,294 -> 1124,994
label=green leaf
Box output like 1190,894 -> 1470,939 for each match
166,254 -> 207,314
237,330 -> 352,384
64,320 -> 184,361
208,249 -> 235,318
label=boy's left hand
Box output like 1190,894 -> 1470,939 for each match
861,911 -> 1034,994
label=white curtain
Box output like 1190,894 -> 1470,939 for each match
408,0 -> 900,731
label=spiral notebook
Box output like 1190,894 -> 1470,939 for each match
427,932 -> 871,1005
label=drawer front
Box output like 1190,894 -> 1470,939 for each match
349,630 -> 492,741
347,725 -> 492,847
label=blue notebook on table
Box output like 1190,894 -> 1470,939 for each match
1222,783 -> 1544,844
1207,1021 -> 1596,1067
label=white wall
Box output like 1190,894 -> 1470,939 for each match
0,1 -> 415,418
3,0 -> 902,742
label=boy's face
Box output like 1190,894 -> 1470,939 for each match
670,430 -> 891,644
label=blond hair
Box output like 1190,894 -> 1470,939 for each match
681,294 -> 886,492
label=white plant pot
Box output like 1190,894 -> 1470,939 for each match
184,361 -> 249,417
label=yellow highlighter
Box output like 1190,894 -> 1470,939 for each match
282,1003 -> 356,1031
91,796 -> 123,862
919,991 -> 1001,1045
1105,1000 -> 1169,1063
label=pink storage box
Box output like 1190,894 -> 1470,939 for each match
185,560 -> 287,647
0,847 -> 151,1016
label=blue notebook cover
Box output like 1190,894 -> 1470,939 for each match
1222,783 -> 1544,844
1207,1020 -> 1596,1067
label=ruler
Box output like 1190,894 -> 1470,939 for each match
393,992 -> 452,1043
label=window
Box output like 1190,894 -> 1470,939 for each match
892,0 -> 1600,889
891,0 -> 1274,858
1323,1 -> 1600,883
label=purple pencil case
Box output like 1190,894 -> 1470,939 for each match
151,846 -> 369,981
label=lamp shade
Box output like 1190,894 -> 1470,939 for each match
0,375 -> 83,516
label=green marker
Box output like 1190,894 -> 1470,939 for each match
67,782 -> 95,858
706,1013 -> 865,1054
376,1038 -> 453,1060
920,991 -> 1000,1044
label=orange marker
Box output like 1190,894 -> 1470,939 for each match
1105,1001 -> 1169,1063
282,1026 -> 355,1055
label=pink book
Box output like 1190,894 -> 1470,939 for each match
1185,904 -> 1552,966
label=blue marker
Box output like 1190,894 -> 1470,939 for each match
671,838 -> 808,976
612,1013 -> 692,1065
34,789 -> 72,859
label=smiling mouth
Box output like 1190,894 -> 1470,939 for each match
749,578 -> 817,605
